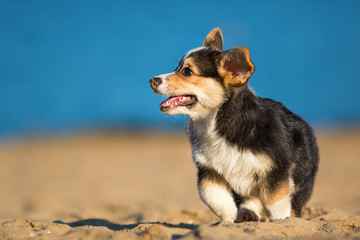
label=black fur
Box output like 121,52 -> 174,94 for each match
177,48 -> 224,85
188,48 -> 221,79
214,85 -> 319,216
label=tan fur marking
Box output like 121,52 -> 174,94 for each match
217,63 -> 234,88
262,180 -> 290,206
199,168 -> 228,191
165,57 -> 202,88
182,57 -> 200,76
291,209 -> 296,217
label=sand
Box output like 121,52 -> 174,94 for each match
0,128 -> 360,239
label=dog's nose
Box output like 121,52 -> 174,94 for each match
150,77 -> 162,90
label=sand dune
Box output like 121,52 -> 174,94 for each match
0,128 -> 359,239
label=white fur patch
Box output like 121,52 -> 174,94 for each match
199,183 -> 237,222
267,193 -> 291,220
185,47 -> 207,58
155,72 -> 173,84
192,114 -> 273,197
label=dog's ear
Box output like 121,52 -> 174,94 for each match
216,47 -> 255,86
203,28 -> 223,51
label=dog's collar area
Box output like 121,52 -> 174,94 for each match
160,95 -> 196,109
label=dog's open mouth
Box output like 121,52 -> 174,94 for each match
160,95 -> 196,111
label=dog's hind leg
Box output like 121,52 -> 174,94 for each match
261,179 -> 292,220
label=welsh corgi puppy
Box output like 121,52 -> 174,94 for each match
150,28 -> 319,223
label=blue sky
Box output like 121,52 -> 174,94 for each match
0,1 -> 360,138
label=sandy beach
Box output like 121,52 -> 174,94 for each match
0,128 -> 360,239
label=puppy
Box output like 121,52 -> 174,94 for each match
149,28 -> 319,223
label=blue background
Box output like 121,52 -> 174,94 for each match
1,1 -> 359,139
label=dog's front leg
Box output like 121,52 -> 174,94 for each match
197,166 -> 237,223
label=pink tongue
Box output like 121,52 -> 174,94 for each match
160,96 -> 195,108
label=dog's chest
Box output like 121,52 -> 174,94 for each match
190,120 -> 273,197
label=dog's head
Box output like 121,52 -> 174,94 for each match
150,28 -> 255,120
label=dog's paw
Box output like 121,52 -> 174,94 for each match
235,208 -> 259,223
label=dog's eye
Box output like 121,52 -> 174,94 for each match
182,67 -> 193,77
